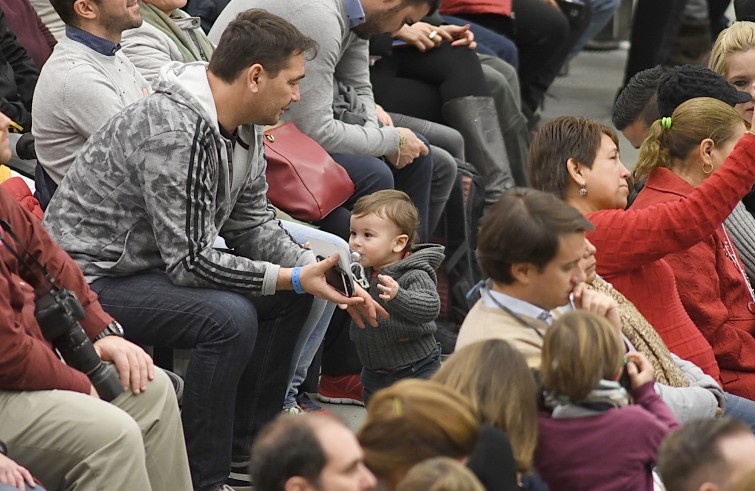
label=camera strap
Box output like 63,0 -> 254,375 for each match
0,219 -> 60,295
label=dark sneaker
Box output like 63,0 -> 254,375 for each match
296,393 -> 331,414
226,462 -> 253,489
317,374 -> 365,406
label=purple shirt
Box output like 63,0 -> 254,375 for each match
535,382 -> 680,491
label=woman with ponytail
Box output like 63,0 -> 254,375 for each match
632,97 -> 755,400
528,103 -> 755,400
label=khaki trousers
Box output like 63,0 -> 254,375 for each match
0,369 -> 192,491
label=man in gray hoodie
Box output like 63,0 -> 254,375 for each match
43,9 -> 384,491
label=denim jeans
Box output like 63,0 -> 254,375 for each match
361,342 -> 442,404
442,15 -> 519,68
91,272 -> 312,491
724,392 -> 755,432
330,133 -> 434,241
281,222 -> 342,408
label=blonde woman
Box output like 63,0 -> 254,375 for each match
632,97 -> 755,400
432,340 -> 538,484
710,20 -> 755,124
536,311 -> 679,491
396,458 -> 485,491
357,379 -> 520,491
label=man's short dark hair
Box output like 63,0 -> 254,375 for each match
477,188 -> 593,284
528,116 -> 619,200
49,0 -> 79,27
612,66 -> 668,130
658,418 -> 751,491
209,9 -> 319,83
250,415 -> 328,491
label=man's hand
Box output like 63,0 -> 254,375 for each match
0,452 -> 35,491
94,336 -> 155,394
377,274 -> 399,301
626,351 -> 655,389
376,104 -> 394,127
394,21 -> 450,51
385,127 -> 429,169
438,24 -> 477,50
343,283 -> 390,328
572,283 -> 621,333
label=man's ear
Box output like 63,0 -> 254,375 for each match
73,0 -> 97,22
510,262 -> 532,285
284,476 -> 317,491
392,234 -> 409,253
246,64 -> 264,94
566,157 -> 585,186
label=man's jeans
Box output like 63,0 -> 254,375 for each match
91,272 -> 312,491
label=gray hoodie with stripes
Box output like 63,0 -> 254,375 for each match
43,61 -> 314,296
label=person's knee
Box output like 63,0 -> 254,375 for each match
81,402 -> 146,460
199,293 -> 258,347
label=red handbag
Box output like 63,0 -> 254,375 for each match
263,122 -> 354,222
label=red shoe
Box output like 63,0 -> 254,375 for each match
317,374 -> 365,406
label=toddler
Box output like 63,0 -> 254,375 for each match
348,190 -> 444,404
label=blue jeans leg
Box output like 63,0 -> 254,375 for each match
332,141 -> 434,242
724,392 -> 755,432
280,221 -> 342,408
360,343 -> 442,405
566,0 -> 622,61
91,272 -> 312,491
442,15 -> 519,68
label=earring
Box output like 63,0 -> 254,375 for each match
702,160 -> 714,174
579,181 -> 587,197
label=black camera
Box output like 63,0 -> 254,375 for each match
35,289 -> 124,402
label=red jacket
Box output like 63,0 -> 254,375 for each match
439,0 -> 513,18
587,134 -> 755,384
632,167 -> 755,399
0,187 -> 113,393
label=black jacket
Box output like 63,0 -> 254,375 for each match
0,7 -> 38,132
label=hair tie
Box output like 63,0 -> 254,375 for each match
661,117 -> 672,130
393,397 -> 402,416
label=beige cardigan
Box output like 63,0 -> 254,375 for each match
456,300 -> 550,369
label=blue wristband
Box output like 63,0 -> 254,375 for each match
291,266 -> 305,294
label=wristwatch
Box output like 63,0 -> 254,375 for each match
93,320 -> 125,342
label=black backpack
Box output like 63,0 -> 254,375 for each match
433,161 -> 485,353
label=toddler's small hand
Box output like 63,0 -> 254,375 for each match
377,274 -> 399,301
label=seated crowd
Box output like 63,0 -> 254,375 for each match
5,0 -> 755,490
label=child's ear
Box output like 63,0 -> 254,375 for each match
392,234 -> 409,253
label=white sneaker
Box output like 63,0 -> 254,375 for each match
282,404 -> 304,415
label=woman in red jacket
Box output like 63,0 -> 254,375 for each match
527,102 -> 755,399
631,98 -> 755,400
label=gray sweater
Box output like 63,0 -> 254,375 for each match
208,0 -> 400,157
350,244 -> 444,369
32,35 -> 150,183
724,202 -> 755,281
43,62 -> 313,295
